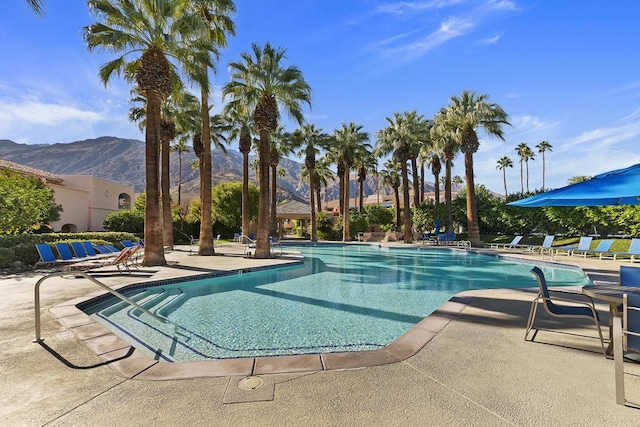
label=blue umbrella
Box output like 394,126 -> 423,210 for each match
508,163 -> 640,207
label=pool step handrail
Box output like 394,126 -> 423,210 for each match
34,271 -> 166,343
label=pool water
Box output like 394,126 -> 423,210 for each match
84,245 -> 591,361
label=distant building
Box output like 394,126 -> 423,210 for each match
0,159 -> 135,232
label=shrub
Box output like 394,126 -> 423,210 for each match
0,247 -> 15,268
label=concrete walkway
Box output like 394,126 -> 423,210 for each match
1,243 -> 639,426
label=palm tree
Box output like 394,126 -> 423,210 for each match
375,112 -> 415,243
536,140 -> 553,190
333,123 -> 371,242
405,111 -> 429,208
223,43 -> 311,258
191,0 -> 235,256
426,152 -> 442,204
430,111 -> 459,234
380,160 -> 402,231
224,101 -> 255,242
515,142 -> 529,193
26,0 -> 44,15
269,126 -> 292,236
172,92 -> 201,212
520,145 -> 535,192
452,175 -> 464,192
313,156 -> 334,213
437,90 -> 509,247
496,156 -> 513,197
355,151 -> 378,211
291,124 -> 327,242
85,0 -> 212,266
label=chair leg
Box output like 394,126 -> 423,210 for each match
525,297 -> 540,341
614,316 -> 626,405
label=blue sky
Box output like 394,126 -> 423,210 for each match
1,0 -> 639,195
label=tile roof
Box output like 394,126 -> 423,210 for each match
0,158 -> 63,183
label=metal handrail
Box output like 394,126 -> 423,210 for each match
34,271 -> 166,343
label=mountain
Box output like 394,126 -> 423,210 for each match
0,136 -> 311,204
0,136 -> 449,205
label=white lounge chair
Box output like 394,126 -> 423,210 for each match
554,236 -> 593,256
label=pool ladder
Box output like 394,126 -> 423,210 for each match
34,271 -> 166,343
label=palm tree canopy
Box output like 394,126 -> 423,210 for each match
222,42 -> 312,126
84,0 -> 214,91
496,156 -> 513,170
536,140 -> 553,153
441,90 -> 510,153
27,0 -> 44,15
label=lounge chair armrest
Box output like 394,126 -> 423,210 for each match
545,288 -> 598,305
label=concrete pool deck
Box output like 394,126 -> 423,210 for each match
2,242 -> 640,425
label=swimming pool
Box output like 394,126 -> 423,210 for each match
83,245 -> 591,362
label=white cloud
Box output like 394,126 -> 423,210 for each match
382,16 -> 475,61
477,34 -> 501,45
374,0 -> 467,15
0,98 -> 102,127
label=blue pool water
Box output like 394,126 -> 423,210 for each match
84,245 -> 591,361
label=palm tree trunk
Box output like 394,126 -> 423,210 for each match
520,162 -> 524,193
434,172 -> 440,204
411,158 -> 419,208
542,153 -> 546,190
445,159 -> 453,233
242,150 -> 249,243
358,178 -> 364,211
255,129 -> 271,258
526,161 -> 530,192
464,153 -> 480,247
401,161 -> 412,243
503,169 -> 508,198
142,94 -> 166,266
309,174 -> 316,242
270,166 -> 277,236
394,187 -> 401,230
338,164 -> 344,216
342,167 -> 350,241
177,151 -> 183,209
161,136 -> 173,250
420,163 -> 425,205
316,183 -> 321,213
199,85 -> 214,256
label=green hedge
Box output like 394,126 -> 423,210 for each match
0,232 -> 140,270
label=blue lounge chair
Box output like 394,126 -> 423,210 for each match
34,243 -> 70,270
490,235 -> 523,249
54,242 -> 80,261
70,241 -> 88,258
600,238 -> 640,262
554,236 -> 593,256
572,239 -> 614,258
614,293 -> 640,405
525,266 -> 606,357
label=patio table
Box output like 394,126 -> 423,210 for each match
582,283 -> 640,354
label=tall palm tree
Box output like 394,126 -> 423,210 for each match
292,124 -> 327,242
515,142 -> 529,193
224,101 -> 255,242
333,122 -> 371,242
525,146 -> 535,192
223,43 -> 311,258
313,156 -> 334,213
536,140 -> 553,190
376,112 -> 415,243
380,160 -> 402,231
85,0 -> 212,266
355,151 -> 378,211
430,111 -> 459,234
437,90 -> 509,247
269,126 -> 292,236
172,92 -> 201,212
191,0 -> 235,256
426,152 -> 442,204
496,156 -> 513,197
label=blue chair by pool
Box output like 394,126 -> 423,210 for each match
554,236 -> 593,257
525,266 -> 607,357
54,242 -> 80,261
572,239 -> 614,259
34,243 -> 72,270
600,238 -> 640,262
614,293 -> 640,405
489,235 -> 523,249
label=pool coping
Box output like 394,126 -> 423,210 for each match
48,247 -> 579,381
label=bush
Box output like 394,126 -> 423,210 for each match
0,247 -> 15,268
103,210 -> 144,233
